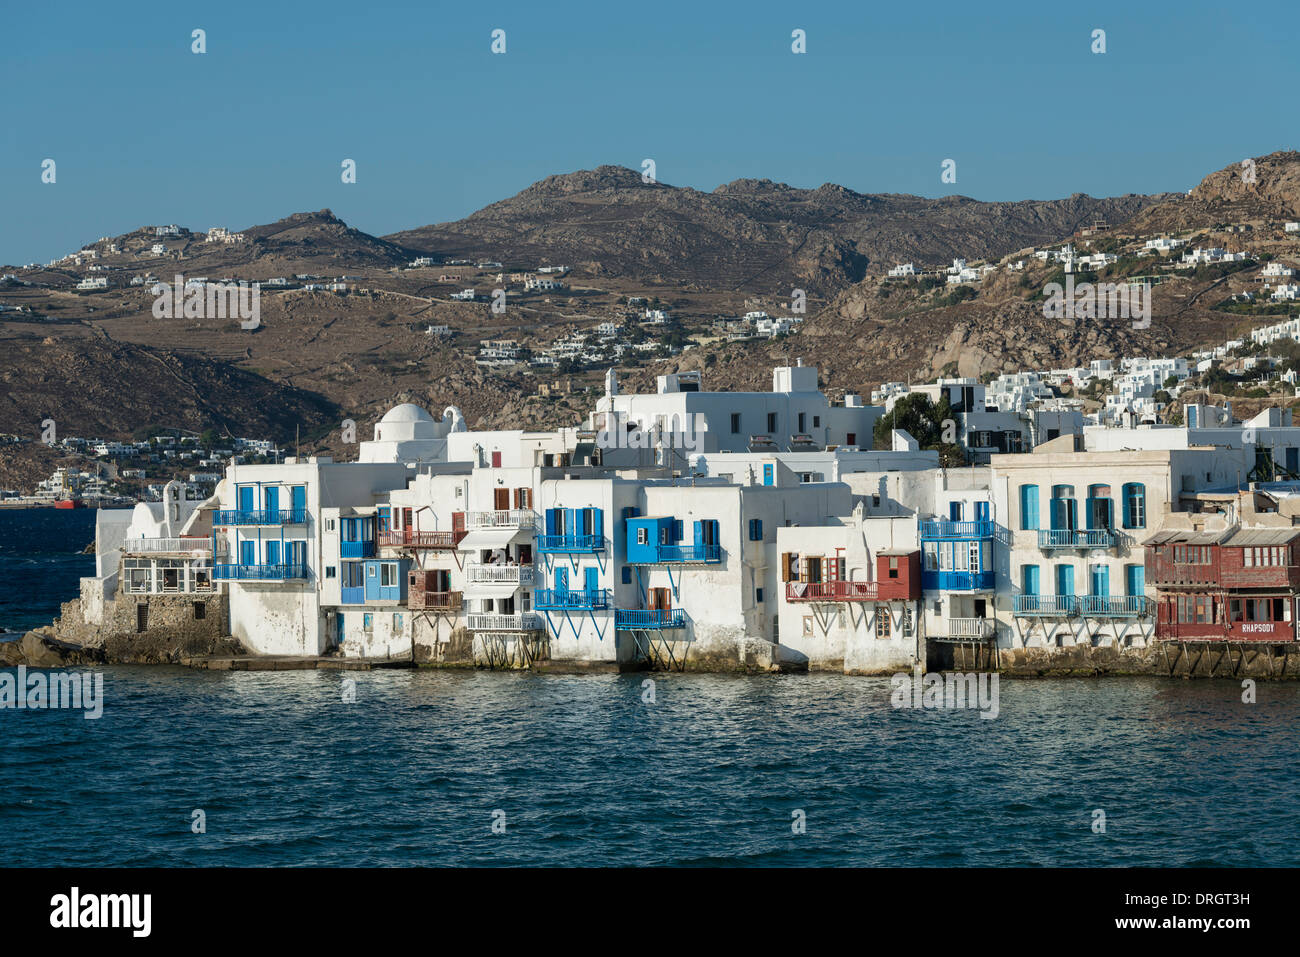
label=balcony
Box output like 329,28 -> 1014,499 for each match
378,529 -> 465,549
921,569 -> 996,591
534,588 -> 609,611
1080,595 -> 1149,617
465,562 -> 535,585
212,563 -> 307,581
340,585 -> 366,605
463,509 -> 535,529
536,533 -> 606,554
340,539 -> 376,559
122,537 -> 218,556
629,543 -> 722,564
213,508 -> 307,527
943,617 -> 995,638
785,580 -> 880,602
409,590 -> 462,611
466,613 -> 542,632
615,609 -> 687,630
1012,595 -> 1079,616
920,519 -> 996,540
1037,528 -> 1116,551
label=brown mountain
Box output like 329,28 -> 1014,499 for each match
387,166 -> 1165,295
1121,150 -> 1300,234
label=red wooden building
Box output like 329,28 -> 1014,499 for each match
1145,527 -> 1300,641
785,549 -> 921,603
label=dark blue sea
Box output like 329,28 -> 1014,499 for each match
2,507 -> 1299,867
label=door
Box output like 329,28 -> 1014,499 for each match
240,539 -> 255,566
650,587 -> 670,610
494,488 -> 510,510
975,501 -> 990,522
238,485 -> 254,513
949,501 -> 963,521
1125,564 -> 1144,596
136,604 -> 148,633
264,486 -> 279,519
1090,564 -> 1109,597
266,540 -> 281,567
1056,565 -> 1075,597
554,567 -> 569,594
584,567 -> 599,596
291,485 -> 306,519
763,464 -> 774,486
336,613 -> 345,647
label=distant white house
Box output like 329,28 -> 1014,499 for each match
887,263 -> 916,278
1285,222 -> 1299,234
1271,284 -> 1300,301
1144,237 -> 1185,253
150,243 -> 167,256
75,276 -> 109,291
450,289 -> 477,301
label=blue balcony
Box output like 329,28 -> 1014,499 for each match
214,508 -> 307,527
634,543 -> 722,564
921,569 -> 995,592
1037,528 -> 1116,550
1080,595 -> 1149,617
212,563 -> 307,581
536,533 -> 607,554
920,519 -> 996,540
340,540 -> 376,559
615,609 -> 687,630
1012,595 -> 1079,616
340,585 -> 366,605
534,588 -> 610,610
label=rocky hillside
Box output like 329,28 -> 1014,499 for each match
389,166 -> 1163,296
1122,150 -> 1300,234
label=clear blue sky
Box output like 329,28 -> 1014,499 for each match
2,0 -> 1296,265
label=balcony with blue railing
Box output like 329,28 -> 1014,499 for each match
1037,527 -> 1117,551
1080,595 -> 1149,617
921,569 -> 996,591
536,533 -> 607,554
1012,594 -> 1079,616
213,508 -> 308,527
340,539 -> 376,559
634,542 -> 721,564
615,608 -> 687,630
212,563 -> 308,581
920,519 -> 997,541
534,588 -> 610,610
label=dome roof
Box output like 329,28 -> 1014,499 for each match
380,403 -> 433,424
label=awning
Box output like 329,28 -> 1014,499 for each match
457,528 -> 529,551
461,582 -> 521,599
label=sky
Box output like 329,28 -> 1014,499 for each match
2,0 -> 1297,265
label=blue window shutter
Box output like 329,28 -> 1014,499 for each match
267,540 -> 281,565
265,486 -> 279,515
1020,485 -> 1039,530
565,509 -> 576,537
693,520 -> 703,543
240,540 -> 254,565
291,485 -> 306,514
673,519 -> 683,542
584,567 -> 599,593
949,501 -> 962,521
555,567 -> 568,592
545,508 -> 558,536
592,507 -> 603,538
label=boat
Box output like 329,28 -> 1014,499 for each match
54,496 -> 86,509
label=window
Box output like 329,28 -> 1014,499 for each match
325,518 -> 336,532
325,566 -> 336,579
491,451 -> 502,468
876,614 -> 891,639
193,601 -> 206,620
622,567 -> 632,584
802,616 -> 814,636
756,588 -> 764,603
1122,483 -> 1146,529
393,613 -> 403,631
380,563 -> 397,587
1019,484 -> 1039,530
888,556 -> 899,579
813,416 -> 820,428
368,565 -> 377,578
902,607 -> 914,636
637,528 -> 648,545
730,413 -> 741,434
767,412 -> 778,433
363,613 -> 373,633
749,518 -> 763,541
797,412 -> 806,433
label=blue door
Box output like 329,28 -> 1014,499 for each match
336,614 -> 345,645
1125,564 -> 1144,596
949,501 -> 963,521
266,540 -> 281,566
554,567 -> 568,594
240,539 -> 255,566
763,464 -> 774,486
238,486 -> 254,513
264,486 -> 279,519
1090,565 -> 1109,597
291,485 -> 306,519
1022,565 -> 1040,595
584,567 -> 599,595
975,501 -> 990,521
1056,565 -> 1074,597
